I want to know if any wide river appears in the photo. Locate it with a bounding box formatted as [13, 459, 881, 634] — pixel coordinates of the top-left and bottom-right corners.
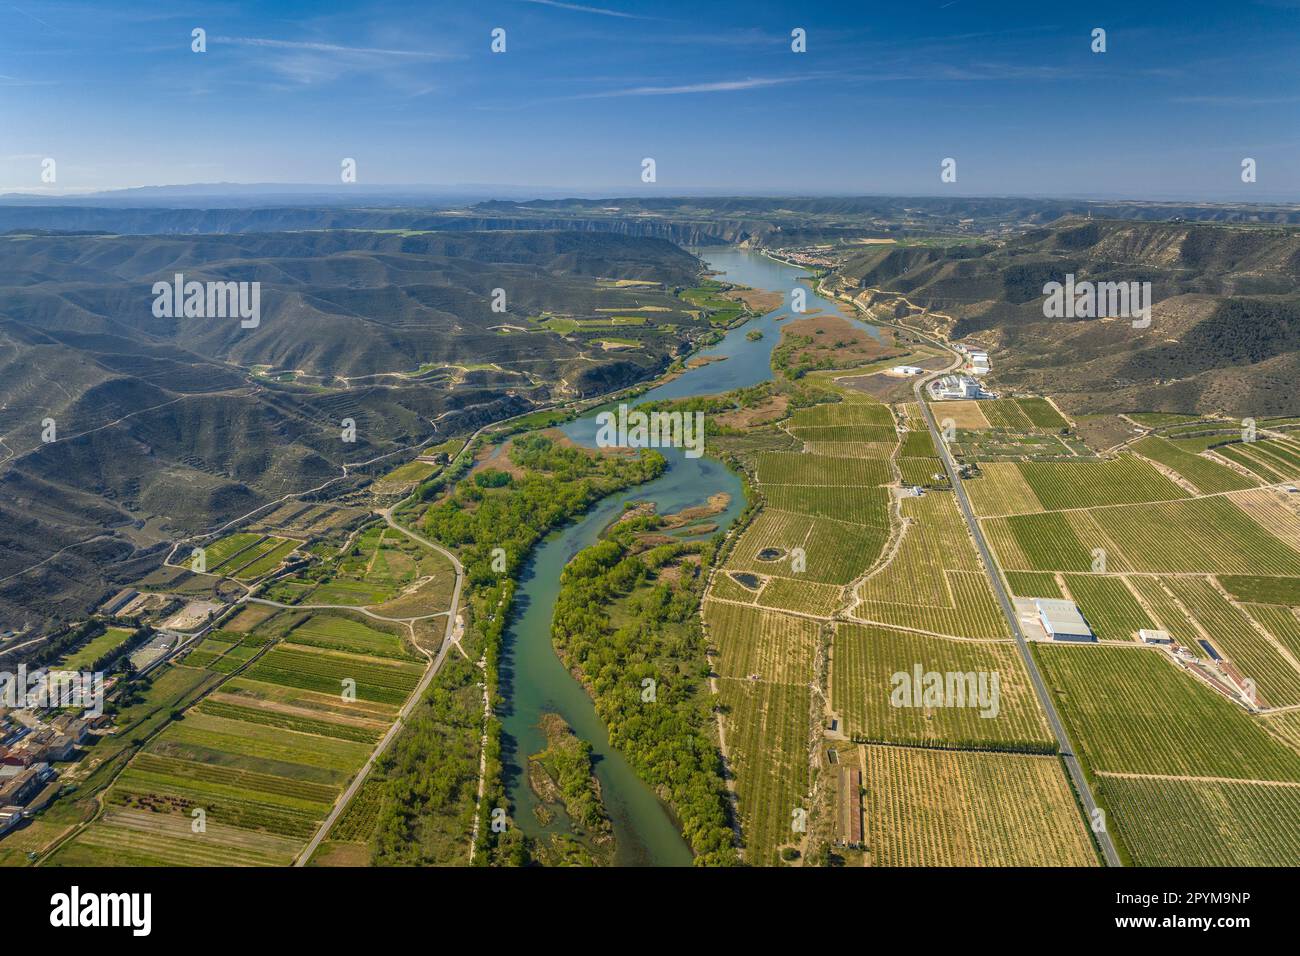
[497, 247, 847, 866]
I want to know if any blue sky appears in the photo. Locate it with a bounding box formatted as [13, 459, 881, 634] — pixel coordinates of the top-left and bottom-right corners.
[2, 0, 1298, 199]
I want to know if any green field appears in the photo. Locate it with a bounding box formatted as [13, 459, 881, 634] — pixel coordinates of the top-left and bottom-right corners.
[1098, 775, 1300, 866]
[1132, 435, 1258, 494]
[1016, 455, 1188, 511]
[58, 626, 135, 670]
[1035, 645, 1300, 781]
[831, 623, 1053, 750]
[246, 645, 422, 705]
[1062, 574, 1154, 641]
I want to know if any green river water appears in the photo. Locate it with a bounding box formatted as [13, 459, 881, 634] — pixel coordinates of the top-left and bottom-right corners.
[497, 247, 848, 866]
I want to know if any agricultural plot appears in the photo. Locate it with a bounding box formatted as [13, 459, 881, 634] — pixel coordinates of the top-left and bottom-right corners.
[246, 645, 422, 706]
[1034, 645, 1300, 781]
[979, 399, 1036, 431]
[1016, 398, 1068, 430]
[371, 459, 438, 494]
[831, 623, 1051, 750]
[754, 577, 844, 617]
[231, 538, 301, 581]
[271, 524, 457, 615]
[182, 635, 238, 670]
[860, 746, 1096, 866]
[1097, 775, 1300, 867]
[49, 605, 421, 867]
[710, 572, 759, 604]
[897, 430, 936, 458]
[1227, 489, 1300, 553]
[990, 497, 1300, 575]
[47, 807, 305, 867]
[1261, 710, 1300, 752]
[1061, 574, 1154, 641]
[1162, 576, 1300, 708]
[1220, 575, 1300, 605]
[1016, 455, 1188, 511]
[1123, 577, 1203, 648]
[204, 534, 298, 579]
[705, 601, 820, 685]
[896, 457, 943, 487]
[286, 614, 420, 662]
[1004, 570, 1062, 598]
[717, 677, 812, 865]
[728, 509, 889, 586]
[1166, 430, 1241, 453]
[854, 493, 1008, 639]
[802, 440, 897, 459]
[1243, 604, 1300, 663]
[1089, 498, 1300, 575]
[1132, 435, 1257, 494]
[202, 532, 264, 570]
[789, 424, 898, 444]
[701, 601, 819, 864]
[58, 626, 135, 670]
[930, 400, 989, 429]
[965, 463, 1046, 517]
[982, 511, 1098, 573]
[755, 451, 891, 486]
[1216, 443, 1288, 483]
[790, 402, 895, 427]
[762, 485, 891, 527]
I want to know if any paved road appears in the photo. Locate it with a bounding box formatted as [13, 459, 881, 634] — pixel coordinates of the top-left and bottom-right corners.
[293, 509, 465, 866]
[911, 363, 1123, 867]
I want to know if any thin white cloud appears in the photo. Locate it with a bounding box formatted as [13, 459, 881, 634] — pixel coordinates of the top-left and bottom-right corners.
[213, 36, 460, 59]
[575, 76, 805, 98]
[520, 0, 655, 20]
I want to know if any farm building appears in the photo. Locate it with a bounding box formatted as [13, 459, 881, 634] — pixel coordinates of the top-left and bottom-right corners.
[835, 767, 864, 848]
[98, 588, 139, 617]
[1139, 628, 1173, 644]
[1034, 599, 1095, 642]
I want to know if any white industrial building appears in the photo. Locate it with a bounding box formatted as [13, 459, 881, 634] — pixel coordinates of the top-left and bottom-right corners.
[1034, 599, 1095, 642]
[1140, 628, 1173, 644]
[928, 374, 992, 400]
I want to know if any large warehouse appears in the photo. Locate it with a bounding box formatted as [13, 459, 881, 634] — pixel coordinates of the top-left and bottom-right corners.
[1034, 599, 1096, 642]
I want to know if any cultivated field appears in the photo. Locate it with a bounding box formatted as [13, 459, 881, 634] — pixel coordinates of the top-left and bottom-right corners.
[46, 609, 421, 867]
[1097, 774, 1300, 867]
[860, 745, 1096, 866]
[831, 623, 1052, 750]
[1034, 645, 1300, 781]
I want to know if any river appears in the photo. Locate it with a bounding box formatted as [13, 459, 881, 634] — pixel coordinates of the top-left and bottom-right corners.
[496, 247, 847, 866]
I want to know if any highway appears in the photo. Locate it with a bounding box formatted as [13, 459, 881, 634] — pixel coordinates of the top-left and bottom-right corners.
[911, 364, 1124, 867]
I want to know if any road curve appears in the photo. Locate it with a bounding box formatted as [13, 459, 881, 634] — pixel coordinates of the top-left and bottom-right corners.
[293, 508, 465, 866]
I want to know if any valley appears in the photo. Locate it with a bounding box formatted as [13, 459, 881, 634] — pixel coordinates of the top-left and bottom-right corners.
[5, 205, 1300, 871]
